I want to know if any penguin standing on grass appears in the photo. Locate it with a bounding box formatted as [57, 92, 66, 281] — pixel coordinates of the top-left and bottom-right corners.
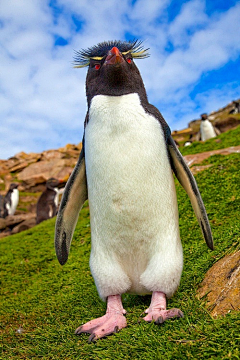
[199, 113, 220, 141]
[36, 178, 65, 224]
[55, 40, 214, 342]
[3, 183, 19, 218]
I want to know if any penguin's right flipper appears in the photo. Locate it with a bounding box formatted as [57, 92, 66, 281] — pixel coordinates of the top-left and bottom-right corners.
[55, 146, 88, 265]
[167, 135, 214, 250]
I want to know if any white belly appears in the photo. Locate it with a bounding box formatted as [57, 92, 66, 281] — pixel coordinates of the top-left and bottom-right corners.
[8, 189, 19, 215]
[85, 94, 183, 300]
[200, 120, 216, 141]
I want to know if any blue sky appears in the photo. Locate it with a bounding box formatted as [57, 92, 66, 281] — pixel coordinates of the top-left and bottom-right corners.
[0, 0, 240, 159]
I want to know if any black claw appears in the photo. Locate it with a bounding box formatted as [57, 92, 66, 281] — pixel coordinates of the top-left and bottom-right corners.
[178, 310, 184, 318]
[75, 326, 83, 335]
[88, 333, 96, 343]
[114, 326, 119, 333]
[155, 315, 164, 325]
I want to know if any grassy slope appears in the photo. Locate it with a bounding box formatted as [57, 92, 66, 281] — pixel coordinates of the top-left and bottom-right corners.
[179, 125, 240, 156]
[1, 132, 240, 359]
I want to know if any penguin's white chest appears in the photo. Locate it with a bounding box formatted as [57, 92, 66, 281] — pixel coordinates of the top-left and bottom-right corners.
[8, 189, 19, 215]
[85, 93, 177, 230]
[200, 120, 216, 141]
[84, 94, 181, 297]
[53, 188, 59, 208]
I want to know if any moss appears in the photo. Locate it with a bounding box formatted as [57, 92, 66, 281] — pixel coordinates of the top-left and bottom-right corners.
[179, 125, 240, 156]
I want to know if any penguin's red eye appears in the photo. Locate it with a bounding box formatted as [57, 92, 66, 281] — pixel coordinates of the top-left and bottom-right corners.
[95, 64, 101, 70]
[126, 58, 132, 64]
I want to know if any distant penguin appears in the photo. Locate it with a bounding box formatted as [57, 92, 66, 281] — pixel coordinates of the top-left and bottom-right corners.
[3, 183, 19, 218]
[229, 100, 240, 114]
[0, 195, 4, 218]
[36, 178, 64, 224]
[55, 40, 213, 342]
[199, 113, 220, 141]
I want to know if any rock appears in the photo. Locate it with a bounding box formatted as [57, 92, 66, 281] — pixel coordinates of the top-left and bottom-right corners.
[0, 160, 9, 176]
[7, 152, 41, 172]
[11, 216, 36, 234]
[0, 229, 11, 238]
[215, 117, 240, 133]
[0, 214, 35, 231]
[41, 150, 64, 161]
[197, 251, 240, 317]
[19, 175, 47, 192]
[8, 161, 30, 173]
[17, 159, 75, 191]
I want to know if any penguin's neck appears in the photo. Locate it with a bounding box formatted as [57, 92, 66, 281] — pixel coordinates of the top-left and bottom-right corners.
[88, 93, 145, 128]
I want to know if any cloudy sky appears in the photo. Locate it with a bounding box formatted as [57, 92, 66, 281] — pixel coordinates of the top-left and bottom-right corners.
[1, 0, 240, 159]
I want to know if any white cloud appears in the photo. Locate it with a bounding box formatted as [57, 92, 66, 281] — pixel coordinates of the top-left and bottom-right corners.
[0, 0, 240, 159]
[168, 0, 208, 46]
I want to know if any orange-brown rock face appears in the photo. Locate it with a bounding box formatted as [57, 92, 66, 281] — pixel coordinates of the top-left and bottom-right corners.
[197, 251, 240, 317]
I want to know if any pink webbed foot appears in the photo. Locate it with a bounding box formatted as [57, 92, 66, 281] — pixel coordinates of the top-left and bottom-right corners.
[143, 291, 184, 324]
[75, 295, 127, 342]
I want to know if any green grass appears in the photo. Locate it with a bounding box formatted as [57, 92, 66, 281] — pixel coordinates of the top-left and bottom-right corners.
[179, 125, 240, 156]
[0, 153, 240, 359]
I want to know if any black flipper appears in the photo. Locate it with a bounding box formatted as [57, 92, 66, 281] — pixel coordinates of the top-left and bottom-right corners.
[55, 145, 88, 265]
[167, 135, 214, 250]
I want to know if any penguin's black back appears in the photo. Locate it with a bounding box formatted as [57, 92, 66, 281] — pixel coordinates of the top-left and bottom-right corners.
[36, 188, 58, 224]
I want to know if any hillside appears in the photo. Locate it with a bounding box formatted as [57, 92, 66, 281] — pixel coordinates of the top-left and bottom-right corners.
[0, 148, 239, 359]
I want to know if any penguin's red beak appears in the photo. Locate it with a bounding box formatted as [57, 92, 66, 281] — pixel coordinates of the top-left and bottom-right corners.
[105, 47, 124, 65]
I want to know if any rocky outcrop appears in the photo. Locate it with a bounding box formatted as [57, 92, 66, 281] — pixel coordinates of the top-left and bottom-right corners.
[0, 143, 82, 237]
[0, 213, 36, 238]
[18, 158, 74, 192]
[197, 251, 240, 317]
[0, 143, 82, 193]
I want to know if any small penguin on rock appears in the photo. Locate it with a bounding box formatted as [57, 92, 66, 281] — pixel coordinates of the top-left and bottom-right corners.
[3, 183, 19, 218]
[198, 113, 220, 141]
[36, 178, 65, 224]
[55, 40, 214, 342]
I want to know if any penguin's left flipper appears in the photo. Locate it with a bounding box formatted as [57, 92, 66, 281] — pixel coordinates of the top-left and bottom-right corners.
[55, 146, 88, 265]
[168, 136, 214, 250]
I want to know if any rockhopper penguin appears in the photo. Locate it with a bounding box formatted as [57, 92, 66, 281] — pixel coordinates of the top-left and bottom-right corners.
[55, 40, 214, 342]
[3, 183, 19, 218]
[199, 113, 220, 141]
[36, 178, 65, 224]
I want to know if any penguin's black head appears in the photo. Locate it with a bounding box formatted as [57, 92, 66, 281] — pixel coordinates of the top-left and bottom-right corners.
[9, 183, 19, 190]
[46, 178, 61, 189]
[74, 40, 150, 106]
[201, 113, 208, 121]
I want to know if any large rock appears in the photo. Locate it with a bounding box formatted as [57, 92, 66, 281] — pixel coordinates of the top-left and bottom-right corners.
[0, 214, 34, 230]
[11, 216, 36, 234]
[197, 251, 240, 317]
[0, 213, 36, 237]
[215, 117, 240, 133]
[17, 159, 75, 191]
